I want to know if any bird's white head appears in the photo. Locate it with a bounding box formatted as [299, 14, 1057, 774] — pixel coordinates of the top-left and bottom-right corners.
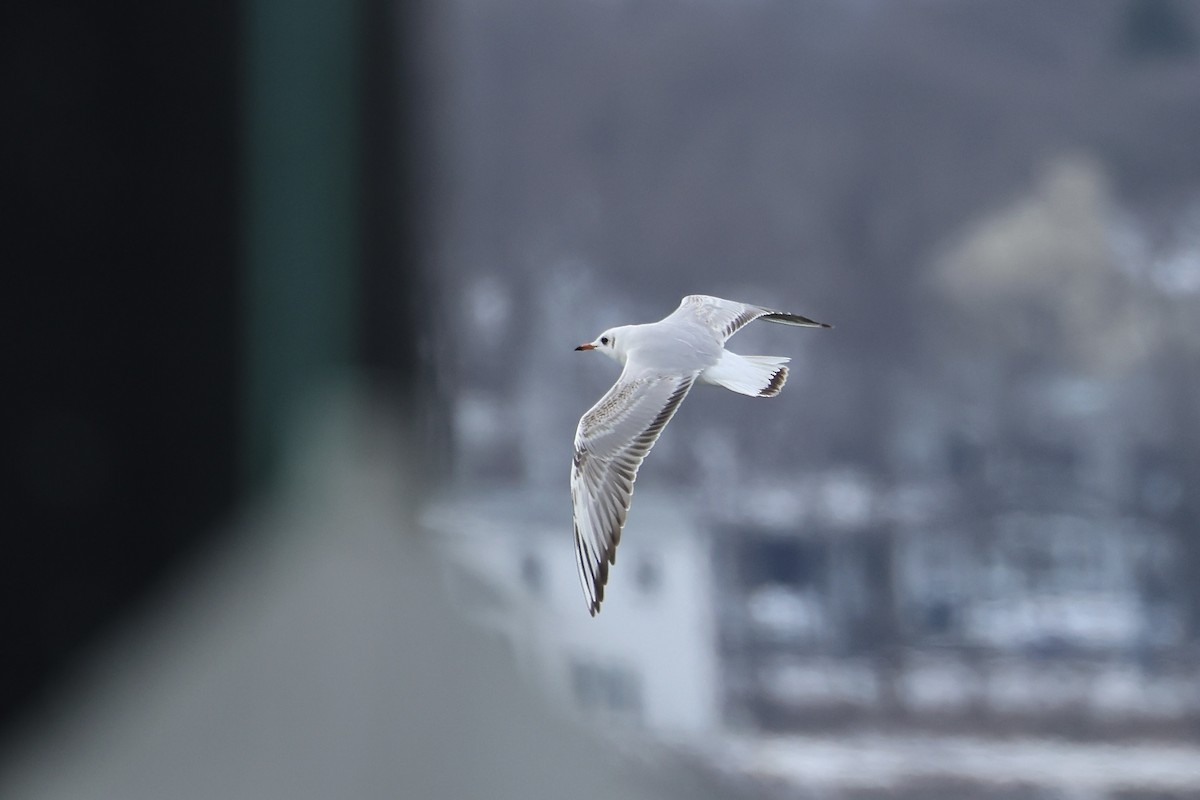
[575, 326, 627, 363]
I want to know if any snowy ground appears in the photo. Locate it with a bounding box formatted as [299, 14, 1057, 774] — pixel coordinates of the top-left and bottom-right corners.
[717, 732, 1200, 798]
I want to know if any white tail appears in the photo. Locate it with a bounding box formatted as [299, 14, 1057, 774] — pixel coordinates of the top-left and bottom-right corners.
[702, 351, 790, 397]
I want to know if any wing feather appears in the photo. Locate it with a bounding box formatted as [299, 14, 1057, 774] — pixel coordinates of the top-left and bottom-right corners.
[571, 372, 695, 616]
[671, 294, 829, 341]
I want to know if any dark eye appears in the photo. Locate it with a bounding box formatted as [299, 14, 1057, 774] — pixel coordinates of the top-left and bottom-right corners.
[601, 336, 609, 345]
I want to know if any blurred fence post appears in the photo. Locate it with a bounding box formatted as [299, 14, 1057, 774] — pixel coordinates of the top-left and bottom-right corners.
[243, 0, 361, 491]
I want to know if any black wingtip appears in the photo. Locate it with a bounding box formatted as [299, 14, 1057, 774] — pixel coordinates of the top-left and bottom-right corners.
[765, 311, 832, 328]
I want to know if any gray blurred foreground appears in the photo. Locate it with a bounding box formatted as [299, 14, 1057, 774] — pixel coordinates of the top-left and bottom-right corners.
[0, 393, 748, 800]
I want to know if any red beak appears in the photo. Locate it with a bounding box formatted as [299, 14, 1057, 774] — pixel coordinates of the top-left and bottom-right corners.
[575, 343, 595, 351]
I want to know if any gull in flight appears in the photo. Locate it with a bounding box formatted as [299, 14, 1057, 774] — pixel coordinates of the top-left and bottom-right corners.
[572, 294, 830, 615]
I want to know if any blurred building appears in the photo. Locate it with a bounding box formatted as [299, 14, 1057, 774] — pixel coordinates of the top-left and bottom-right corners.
[424, 490, 721, 738]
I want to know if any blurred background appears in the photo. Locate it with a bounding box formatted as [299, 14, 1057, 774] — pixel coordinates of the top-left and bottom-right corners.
[4, 0, 1200, 798]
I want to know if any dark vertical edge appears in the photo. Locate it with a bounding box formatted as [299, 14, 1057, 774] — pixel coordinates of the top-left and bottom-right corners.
[358, 0, 450, 490]
[241, 0, 360, 492]
[0, 0, 241, 731]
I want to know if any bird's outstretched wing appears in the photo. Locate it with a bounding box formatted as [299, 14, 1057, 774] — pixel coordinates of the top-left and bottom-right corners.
[572, 370, 696, 616]
[671, 294, 829, 342]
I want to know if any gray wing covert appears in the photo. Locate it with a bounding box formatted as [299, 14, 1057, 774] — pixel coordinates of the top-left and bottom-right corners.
[673, 294, 829, 341]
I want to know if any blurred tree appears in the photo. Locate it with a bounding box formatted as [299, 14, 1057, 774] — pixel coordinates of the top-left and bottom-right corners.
[931, 155, 1157, 376]
[1120, 0, 1197, 59]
